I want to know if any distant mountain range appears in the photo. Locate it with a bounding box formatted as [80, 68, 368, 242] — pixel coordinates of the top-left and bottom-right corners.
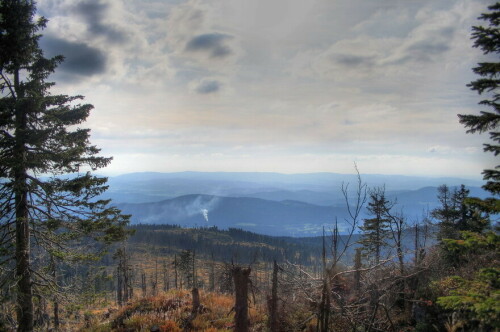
[102, 171, 485, 204]
[118, 194, 347, 237]
[108, 171, 489, 237]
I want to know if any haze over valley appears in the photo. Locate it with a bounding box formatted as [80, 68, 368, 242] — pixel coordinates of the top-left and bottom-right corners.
[107, 171, 488, 236]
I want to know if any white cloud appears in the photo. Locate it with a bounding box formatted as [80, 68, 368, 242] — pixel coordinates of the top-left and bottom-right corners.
[164, 0, 242, 72]
[34, 0, 496, 177]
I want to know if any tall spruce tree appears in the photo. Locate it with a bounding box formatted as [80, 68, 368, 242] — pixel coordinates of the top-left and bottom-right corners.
[434, 5, 500, 328]
[0, 1, 130, 330]
[359, 187, 392, 265]
[459, 2, 500, 199]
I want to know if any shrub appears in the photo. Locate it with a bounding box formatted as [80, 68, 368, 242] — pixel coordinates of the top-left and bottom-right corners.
[160, 320, 182, 332]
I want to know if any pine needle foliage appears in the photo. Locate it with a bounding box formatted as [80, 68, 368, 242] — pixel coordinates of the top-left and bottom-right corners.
[0, 1, 130, 330]
[431, 185, 489, 242]
[359, 187, 392, 265]
[459, 2, 500, 196]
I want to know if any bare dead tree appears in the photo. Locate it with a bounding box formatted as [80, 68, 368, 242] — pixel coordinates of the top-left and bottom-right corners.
[150, 275, 157, 297]
[117, 268, 123, 306]
[192, 249, 197, 289]
[153, 256, 159, 296]
[141, 272, 147, 298]
[324, 165, 367, 328]
[354, 248, 362, 293]
[162, 260, 169, 292]
[173, 254, 178, 289]
[338, 164, 368, 266]
[232, 266, 251, 332]
[209, 252, 215, 292]
[268, 260, 279, 332]
[273, 165, 369, 331]
[182, 287, 203, 331]
[114, 247, 132, 305]
[386, 208, 406, 276]
[317, 228, 330, 332]
[192, 287, 200, 311]
[414, 223, 420, 266]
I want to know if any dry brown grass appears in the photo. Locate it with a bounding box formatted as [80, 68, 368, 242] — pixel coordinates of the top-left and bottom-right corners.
[82, 288, 267, 332]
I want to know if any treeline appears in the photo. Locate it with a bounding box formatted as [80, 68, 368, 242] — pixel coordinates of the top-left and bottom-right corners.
[128, 224, 323, 266]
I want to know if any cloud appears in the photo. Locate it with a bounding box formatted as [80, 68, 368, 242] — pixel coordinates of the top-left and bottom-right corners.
[288, 1, 469, 82]
[38, 0, 177, 86]
[74, 1, 127, 44]
[428, 145, 452, 154]
[195, 79, 221, 94]
[40, 36, 107, 77]
[185, 33, 233, 58]
[34, 0, 493, 178]
[407, 27, 453, 54]
[386, 25, 456, 65]
[162, 0, 240, 72]
[333, 54, 376, 67]
[166, 1, 206, 47]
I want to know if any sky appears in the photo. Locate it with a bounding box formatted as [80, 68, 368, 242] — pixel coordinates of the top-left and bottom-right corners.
[36, 0, 497, 178]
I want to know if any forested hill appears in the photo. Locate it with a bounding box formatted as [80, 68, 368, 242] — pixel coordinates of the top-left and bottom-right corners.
[125, 224, 432, 267]
[118, 195, 348, 237]
[116, 187, 487, 237]
[127, 224, 337, 266]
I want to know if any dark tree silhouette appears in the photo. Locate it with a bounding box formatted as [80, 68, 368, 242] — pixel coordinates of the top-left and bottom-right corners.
[0, 1, 130, 330]
[359, 187, 392, 265]
[459, 2, 500, 197]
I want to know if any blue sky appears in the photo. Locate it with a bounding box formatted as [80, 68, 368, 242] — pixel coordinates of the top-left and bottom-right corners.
[37, 0, 495, 178]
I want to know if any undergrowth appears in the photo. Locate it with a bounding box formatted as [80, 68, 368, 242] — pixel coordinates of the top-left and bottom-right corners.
[81, 289, 266, 332]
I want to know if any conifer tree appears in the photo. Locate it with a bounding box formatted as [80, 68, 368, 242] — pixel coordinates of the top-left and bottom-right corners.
[432, 185, 488, 241]
[178, 250, 195, 288]
[0, 1, 130, 330]
[459, 2, 500, 198]
[359, 187, 391, 265]
[434, 5, 500, 328]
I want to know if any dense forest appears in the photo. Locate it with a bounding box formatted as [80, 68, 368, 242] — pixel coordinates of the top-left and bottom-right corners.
[129, 225, 326, 266]
[0, 1, 499, 332]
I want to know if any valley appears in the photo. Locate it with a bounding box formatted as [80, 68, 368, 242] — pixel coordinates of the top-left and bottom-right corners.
[104, 172, 487, 237]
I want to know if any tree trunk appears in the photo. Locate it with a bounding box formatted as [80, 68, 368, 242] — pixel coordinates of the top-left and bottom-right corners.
[318, 280, 330, 332]
[53, 301, 59, 330]
[163, 261, 169, 292]
[123, 251, 130, 302]
[153, 257, 158, 296]
[375, 222, 381, 265]
[317, 228, 330, 332]
[50, 256, 60, 329]
[354, 248, 362, 292]
[14, 69, 34, 332]
[192, 288, 200, 312]
[268, 260, 279, 332]
[174, 255, 178, 289]
[209, 252, 215, 292]
[192, 250, 196, 288]
[117, 270, 123, 306]
[414, 225, 419, 265]
[141, 272, 147, 297]
[232, 266, 251, 332]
